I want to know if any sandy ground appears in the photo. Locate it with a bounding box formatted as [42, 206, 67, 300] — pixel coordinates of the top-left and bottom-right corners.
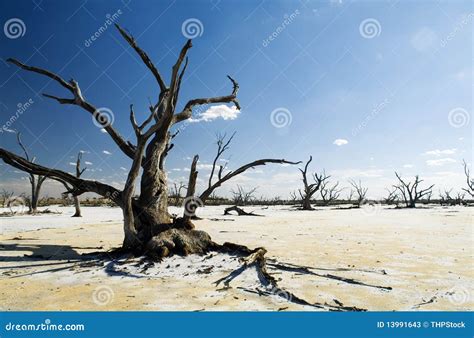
[0, 204, 472, 311]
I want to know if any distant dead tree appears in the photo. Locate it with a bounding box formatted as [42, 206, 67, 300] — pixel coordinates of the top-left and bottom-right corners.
[439, 188, 453, 206]
[71, 152, 86, 216]
[384, 187, 399, 205]
[184, 133, 298, 217]
[169, 181, 186, 207]
[462, 160, 474, 197]
[297, 156, 329, 210]
[15, 132, 47, 214]
[58, 152, 86, 217]
[348, 179, 368, 208]
[347, 189, 355, 202]
[393, 172, 434, 208]
[0, 189, 14, 207]
[319, 179, 343, 206]
[231, 185, 258, 206]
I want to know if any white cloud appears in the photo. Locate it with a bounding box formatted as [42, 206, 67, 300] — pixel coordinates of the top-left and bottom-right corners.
[120, 167, 127, 171]
[403, 164, 414, 168]
[196, 163, 214, 170]
[190, 105, 240, 123]
[423, 148, 457, 156]
[85, 161, 93, 165]
[102, 150, 112, 155]
[3, 128, 16, 133]
[68, 162, 76, 166]
[333, 138, 348, 146]
[426, 158, 456, 166]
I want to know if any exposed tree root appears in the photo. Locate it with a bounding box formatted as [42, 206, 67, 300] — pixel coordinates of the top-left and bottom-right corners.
[223, 205, 263, 216]
[266, 261, 392, 290]
[93, 219, 385, 311]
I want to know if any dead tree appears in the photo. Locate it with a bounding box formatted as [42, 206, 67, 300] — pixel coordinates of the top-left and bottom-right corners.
[319, 179, 343, 206]
[14, 132, 47, 214]
[462, 160, 474, 197]
[231, 185, 257, 206]
[169, 181, 186, 207]
[297, 156, 329, 210]
[384, 187, 399, 205]
[71, 152, 86, 217]
[184, 133, 299, 217]
[393, 172, 434, 208]
[0, 189, 14, 207]
[0, 24, 251, 254]
[348, 179, 368, 208]
[439, 188, 453, 206]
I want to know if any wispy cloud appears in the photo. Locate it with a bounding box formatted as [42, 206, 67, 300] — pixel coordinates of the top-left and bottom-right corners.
[423, 148, 457, 156]
[85, 161, 93, 165]
[426, 158, 456, 166]
[102, 150, 112, 155]
[333, 138, 348, 146]
[190, 105, 240, 123]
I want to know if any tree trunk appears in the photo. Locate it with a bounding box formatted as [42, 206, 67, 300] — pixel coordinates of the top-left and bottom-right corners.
[302, 196, 312, 210]
[72, 196, 81, 217]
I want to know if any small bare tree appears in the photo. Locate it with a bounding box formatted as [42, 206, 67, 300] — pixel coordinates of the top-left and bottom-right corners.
[169, 181, 186, 207]
[297, 156, 329, 210]
[462, 160, 474, 197]
[384, 187, 399, 205]
[184, 133, 298, 217]
[319, 179, 343, 206]
[439, 188, 453, 206]
[15, 132, 47, 214]
[231, 185, 258, 206]
[0, 189, 14, 207]
[394, 172, 434, 208]
[348, 179, 368, 208]
[71, 152, 86, 217]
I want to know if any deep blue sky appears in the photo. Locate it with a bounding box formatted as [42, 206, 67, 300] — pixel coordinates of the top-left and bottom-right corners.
[0, 0, 472, 198]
